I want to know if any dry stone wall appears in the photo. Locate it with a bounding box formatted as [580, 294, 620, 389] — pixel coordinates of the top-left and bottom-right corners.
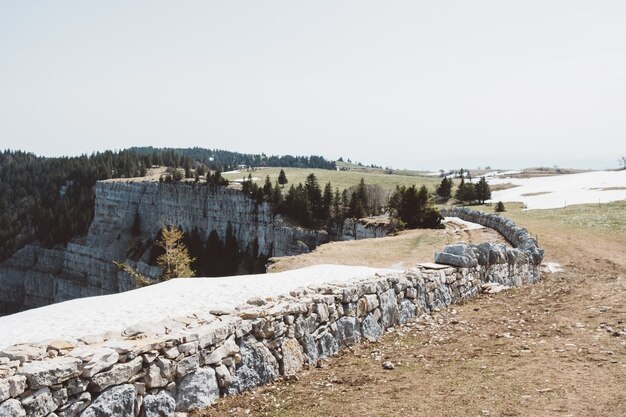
[0, 209, 542, 417]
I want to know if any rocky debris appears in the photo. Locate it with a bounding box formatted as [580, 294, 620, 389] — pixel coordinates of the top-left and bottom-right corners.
[382, 361, 395, 370]
[0, 207, 543, 417]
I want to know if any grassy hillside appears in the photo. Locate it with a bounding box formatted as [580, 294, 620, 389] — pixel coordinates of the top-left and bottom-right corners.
[222, 167, 443, 195]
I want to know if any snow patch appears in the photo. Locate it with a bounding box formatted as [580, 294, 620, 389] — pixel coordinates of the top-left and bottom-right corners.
[0, 264, 395, 349]
[488, 170, 626, 209]
[444, 217, 485, 230]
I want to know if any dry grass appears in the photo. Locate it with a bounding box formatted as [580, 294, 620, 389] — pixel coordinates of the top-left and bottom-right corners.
[221, 167, 442, 194]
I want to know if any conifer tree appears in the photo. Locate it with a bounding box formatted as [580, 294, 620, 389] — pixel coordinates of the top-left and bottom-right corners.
[475, 177, 491, 204]
[156, 225, 195, 280]
[278, 169, 288, 188]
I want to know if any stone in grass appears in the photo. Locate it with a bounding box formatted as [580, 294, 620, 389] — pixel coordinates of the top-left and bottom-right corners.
[382, 361, 395, 370]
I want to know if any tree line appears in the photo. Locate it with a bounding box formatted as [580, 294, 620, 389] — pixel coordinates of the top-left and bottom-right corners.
[130, 147, 337, 172]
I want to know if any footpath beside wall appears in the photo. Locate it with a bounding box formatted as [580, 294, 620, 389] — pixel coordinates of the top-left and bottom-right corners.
[0, 209, 543, 417]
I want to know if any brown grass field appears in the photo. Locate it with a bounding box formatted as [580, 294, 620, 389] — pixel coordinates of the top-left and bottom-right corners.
[193, 200, 626, 417]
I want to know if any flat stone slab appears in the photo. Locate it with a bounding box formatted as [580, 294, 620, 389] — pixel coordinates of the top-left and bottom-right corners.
[417, 262, 451, 270]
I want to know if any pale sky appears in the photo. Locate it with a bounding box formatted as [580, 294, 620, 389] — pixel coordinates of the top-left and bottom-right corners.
[1, 1, 625, 170]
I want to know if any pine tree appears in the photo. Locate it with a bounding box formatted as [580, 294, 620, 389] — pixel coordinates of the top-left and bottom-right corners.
[156, 226, 195, 280]
[436, 177, 453, 199]
[205, 229, 224, 276]
[474, 177, 491, 204]
[278, 169, 288, 188]
[495, 201, 506, 212]
[322, 182, 333, 222]
[262, 175, 273, 199]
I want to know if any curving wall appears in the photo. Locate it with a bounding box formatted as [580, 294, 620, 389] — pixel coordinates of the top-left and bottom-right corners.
[0, 209, 542, 417]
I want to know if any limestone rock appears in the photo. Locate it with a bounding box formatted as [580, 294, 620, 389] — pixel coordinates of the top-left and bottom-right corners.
[361, 313, 383, 341]
[280, 338, 304, 376]
[90, 357, 143, 392]
[398, 299, 416, 324]
[0, 399, 26, 417]
[0, 379, 9, 402]
[18, 356, 82, 389]
[22, 387, 57, 417]
[81, 384, 136, 417]
[202, 336, 239, 365]
[226, 336, 279, 395]
[175, 354, 199, 379]
[175, 367, 219, 412]
[315, 332, 339, 360]
[215, 363, 233, 388]
[141, 391, 175, 417]
[56, 392, 91, 417]
[379, 289, 399, 329]
[0, 344, 46, 362]
[335, 316, 361, 346]
[68, 347, 119, 378]
[8, 375, 27, 398]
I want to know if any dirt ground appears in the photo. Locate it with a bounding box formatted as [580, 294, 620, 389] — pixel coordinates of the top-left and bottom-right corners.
[194, 209, 626, 417]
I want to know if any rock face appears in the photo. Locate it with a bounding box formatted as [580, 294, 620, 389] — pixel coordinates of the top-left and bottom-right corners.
[0, 181, 330, 315]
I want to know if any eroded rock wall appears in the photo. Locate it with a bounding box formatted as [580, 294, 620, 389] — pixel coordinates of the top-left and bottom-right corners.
[0, 181, 329, 315]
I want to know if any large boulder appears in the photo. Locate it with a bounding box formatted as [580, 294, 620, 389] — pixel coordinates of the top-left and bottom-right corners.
[141, 391, 175, 417]
[81, 384, 136, 417]
[434, 243, 479, 268]
[226, 336, 279, 395]
[175, 367, 219, 412]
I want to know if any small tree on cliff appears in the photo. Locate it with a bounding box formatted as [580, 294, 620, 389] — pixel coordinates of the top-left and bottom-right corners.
[156, 225, 195, 280]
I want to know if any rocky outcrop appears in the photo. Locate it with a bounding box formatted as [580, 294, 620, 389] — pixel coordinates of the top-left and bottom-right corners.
[337, 217, 390, 241]
[0, 181, 330, 315]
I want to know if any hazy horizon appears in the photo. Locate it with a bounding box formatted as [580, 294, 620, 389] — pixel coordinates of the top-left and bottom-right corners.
[1, 1, 625, 171]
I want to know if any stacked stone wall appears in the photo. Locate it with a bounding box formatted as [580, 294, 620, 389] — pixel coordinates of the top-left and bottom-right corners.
[0, 209, 542, 416]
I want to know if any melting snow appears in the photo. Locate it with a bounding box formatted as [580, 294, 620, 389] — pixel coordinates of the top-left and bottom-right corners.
[0, 264, 395, 349]
[488, 170, 626, 209]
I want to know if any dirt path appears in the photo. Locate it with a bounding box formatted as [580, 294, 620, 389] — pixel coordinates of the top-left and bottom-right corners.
[194, 215, 626, 417]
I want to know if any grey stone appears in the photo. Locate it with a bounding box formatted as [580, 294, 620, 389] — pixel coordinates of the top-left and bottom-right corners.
[81, 384, 136, 417]
[57, 392, 91, 417]
[379, 288, 399, 329]
[66, 378, 89, 395]
[279, 338, 304, 376]
[175, 367, 219, 412]
[8, 375, 26, 398]
[226, 336, 279, 395]
[141, 391, 175, 417]
[361, 313, 383, 341]
[175, 354, 199, 379]
[144, 357, 175, 389]
[0, 344, 46, 362]
[0, 379, 9, 402]
[215, 363, 233, 388]
[0, 399, 26, 417]
[335, 316, 361, 346]
[90, 356, 143, 392]
[68, 347, 119, 378]
[202, 336, 239, 365]
[22, 387, 57, 417]
[18, 356, 82, 390]
[316, 332, 339, 360]
[398, 299, 416, 324]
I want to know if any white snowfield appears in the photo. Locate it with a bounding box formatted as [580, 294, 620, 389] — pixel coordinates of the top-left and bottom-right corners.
[488, 170, 626, 210]
[0, 265, 396, 349]
[443, 217, 485, 230]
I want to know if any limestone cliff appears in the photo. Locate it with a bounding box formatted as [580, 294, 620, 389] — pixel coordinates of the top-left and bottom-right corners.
[0, 181, 329, 315]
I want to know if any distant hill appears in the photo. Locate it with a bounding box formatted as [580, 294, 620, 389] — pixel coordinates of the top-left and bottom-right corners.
[129, 147, 336, 171]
